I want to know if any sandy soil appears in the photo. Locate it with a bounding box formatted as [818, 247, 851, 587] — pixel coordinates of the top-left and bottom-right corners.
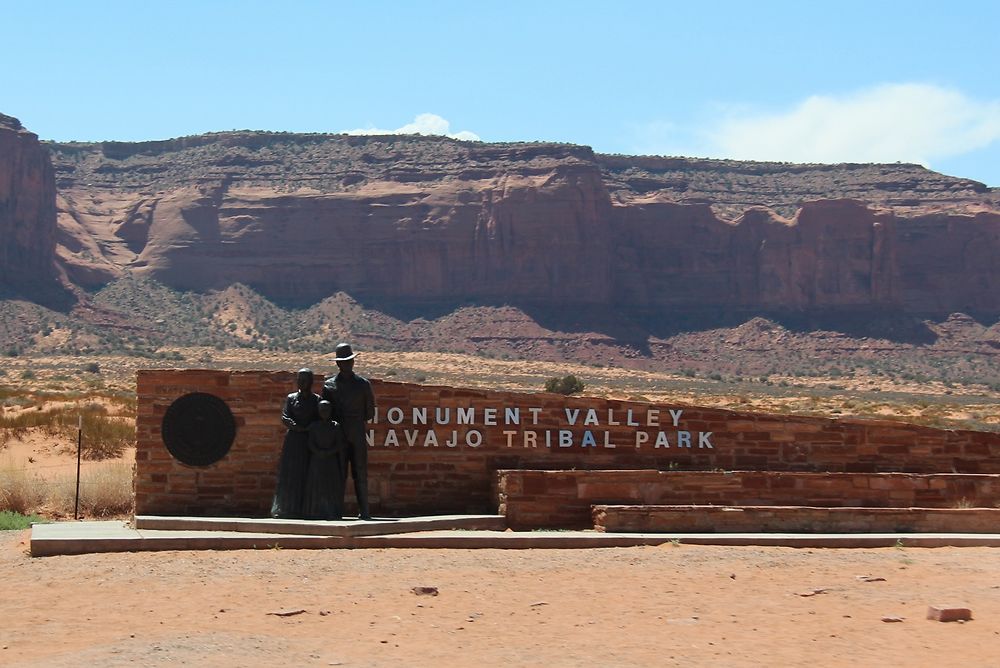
[1, 532, 998, 667]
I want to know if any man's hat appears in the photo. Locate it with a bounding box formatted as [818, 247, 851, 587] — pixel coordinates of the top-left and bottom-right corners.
[333, 342, 358, 361]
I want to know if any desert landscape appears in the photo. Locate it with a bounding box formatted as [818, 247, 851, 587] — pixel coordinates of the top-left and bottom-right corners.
[3, 85, 1000, 666]
[4, 346, 1000, 524]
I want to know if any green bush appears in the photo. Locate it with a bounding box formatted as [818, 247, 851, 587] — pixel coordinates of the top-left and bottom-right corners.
[0, 510, 45, 530]
[544, 374, 585, 395]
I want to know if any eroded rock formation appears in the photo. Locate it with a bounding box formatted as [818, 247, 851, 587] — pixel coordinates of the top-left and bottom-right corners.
[5, 116, 1000, 316]
[0, 114, 57, 293]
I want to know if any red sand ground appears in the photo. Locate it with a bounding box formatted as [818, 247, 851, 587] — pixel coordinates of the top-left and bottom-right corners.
[1, 531, 998, 667]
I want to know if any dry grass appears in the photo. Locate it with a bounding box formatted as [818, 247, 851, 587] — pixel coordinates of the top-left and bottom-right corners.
[46, 462, 134, 517]
[0, 457, 46, 514]
[0, 456, 132, 518]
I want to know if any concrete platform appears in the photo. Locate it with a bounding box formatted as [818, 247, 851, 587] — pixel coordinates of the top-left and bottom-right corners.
[134, 514, 507, 537]
[30, 520, 1000, 556]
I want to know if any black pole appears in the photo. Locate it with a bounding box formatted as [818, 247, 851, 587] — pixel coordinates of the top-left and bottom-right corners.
[74, 414, 82, 520]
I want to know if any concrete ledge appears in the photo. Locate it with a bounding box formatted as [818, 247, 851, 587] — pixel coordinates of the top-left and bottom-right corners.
[30, 521, 340, 557]
[593, 504, 1000, 533]
[29, 520, 1000, 556]
[134, 514, 506, 537]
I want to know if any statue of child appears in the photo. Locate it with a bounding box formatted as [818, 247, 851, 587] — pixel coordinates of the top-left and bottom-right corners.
[303, 400, 346, 521]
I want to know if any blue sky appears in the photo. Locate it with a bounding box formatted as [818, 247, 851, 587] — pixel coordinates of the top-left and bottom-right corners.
[2, 1, 998, 185]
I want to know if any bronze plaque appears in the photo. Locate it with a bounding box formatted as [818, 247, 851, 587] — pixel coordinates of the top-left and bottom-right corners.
[161, 392, 236, 466]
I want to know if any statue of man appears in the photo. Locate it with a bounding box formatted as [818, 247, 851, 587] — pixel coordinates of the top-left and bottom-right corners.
[322, 342, 376, 520]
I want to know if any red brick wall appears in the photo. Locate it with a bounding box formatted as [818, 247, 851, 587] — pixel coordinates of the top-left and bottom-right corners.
[498, 470, 1000, 529]
[592, 505, 1000, 534]
[135, 369, 1000, 517]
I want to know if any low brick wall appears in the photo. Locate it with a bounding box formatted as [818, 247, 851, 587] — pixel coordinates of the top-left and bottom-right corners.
[136, 369, 1000, 518]
[592, 505, 1000, 534]
[497, 470, 1000, 529]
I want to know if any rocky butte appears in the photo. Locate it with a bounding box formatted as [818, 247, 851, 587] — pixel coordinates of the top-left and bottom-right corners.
[3, 113, 999, 319]
[0, 113, 58, 295]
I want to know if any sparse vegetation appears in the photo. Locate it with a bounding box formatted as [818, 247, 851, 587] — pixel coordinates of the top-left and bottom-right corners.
[0, 393, 135, 458]
[5, 274, 1000, 415]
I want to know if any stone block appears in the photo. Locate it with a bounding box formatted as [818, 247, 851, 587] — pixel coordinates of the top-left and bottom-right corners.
[926, 605, 972, 622]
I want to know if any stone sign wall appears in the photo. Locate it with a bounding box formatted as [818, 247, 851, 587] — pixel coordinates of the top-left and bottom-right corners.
[135, 370, 1000, 517]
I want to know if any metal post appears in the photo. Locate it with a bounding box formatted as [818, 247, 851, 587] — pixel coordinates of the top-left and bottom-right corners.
[74, 413, 82, 520]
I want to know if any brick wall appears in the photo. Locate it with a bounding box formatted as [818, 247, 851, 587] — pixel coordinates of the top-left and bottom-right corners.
[135, 369, 1000, 518]
[497, 470, 1000, 529]
[591, 505, 1000, 534]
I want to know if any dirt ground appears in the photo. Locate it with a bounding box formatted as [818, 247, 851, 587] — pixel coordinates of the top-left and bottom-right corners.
[2, 531, 998, 667]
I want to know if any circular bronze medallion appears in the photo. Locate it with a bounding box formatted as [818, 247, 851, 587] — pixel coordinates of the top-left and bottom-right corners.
[161, 392, 236, 466]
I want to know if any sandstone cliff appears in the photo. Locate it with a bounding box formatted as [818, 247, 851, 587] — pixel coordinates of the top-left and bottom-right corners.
[44, 130, 1000, 316]
[611, 198, 899, 311]
[0, 114, 57, 294]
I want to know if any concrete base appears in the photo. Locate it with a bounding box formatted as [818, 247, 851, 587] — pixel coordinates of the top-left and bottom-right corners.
[134, 514, 507, 537]
[30, 520, 1000, 556]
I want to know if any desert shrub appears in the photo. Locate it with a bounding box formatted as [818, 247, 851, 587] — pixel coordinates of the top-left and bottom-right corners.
[0, 407, 61, 445]
[84, 362, 101, 374]
[544, 374, 585, 395]
[79, 413, 134, 459]
[0, 404, 134, 457]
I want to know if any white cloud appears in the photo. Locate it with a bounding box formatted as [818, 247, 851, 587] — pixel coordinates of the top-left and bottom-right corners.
[709, 84, 1000, 166]
[343, 113, 479, 141]
[631, 84, 1000, 172]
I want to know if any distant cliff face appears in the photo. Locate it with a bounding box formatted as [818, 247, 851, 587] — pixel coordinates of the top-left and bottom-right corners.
[0, 114, 57, 293]
[611, 198, 900, 311]
[26, 125, 1000, 315]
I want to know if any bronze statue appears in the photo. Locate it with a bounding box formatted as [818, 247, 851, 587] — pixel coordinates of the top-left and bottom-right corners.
[270, 368, 320, 519]
[303, 400, 346, 520]
[322, 343, 376, 520]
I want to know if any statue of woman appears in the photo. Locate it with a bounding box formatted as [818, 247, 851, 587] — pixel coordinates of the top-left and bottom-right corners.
[270, 368, 320, 519]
